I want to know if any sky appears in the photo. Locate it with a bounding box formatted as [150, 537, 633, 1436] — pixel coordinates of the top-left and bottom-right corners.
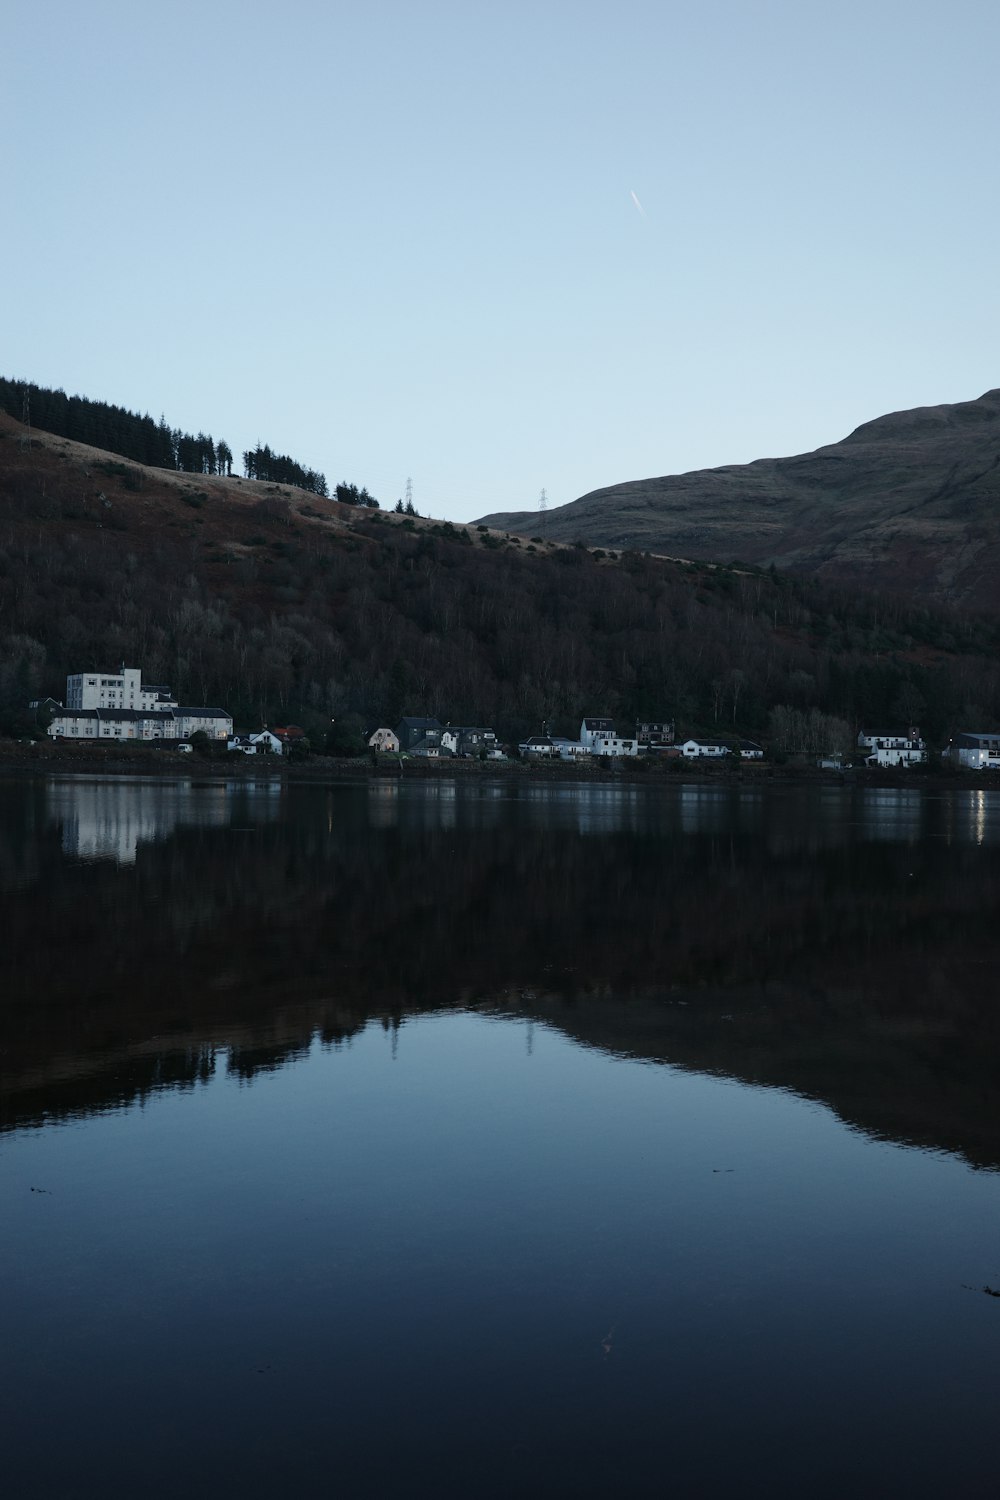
[4, 0, 999, 522]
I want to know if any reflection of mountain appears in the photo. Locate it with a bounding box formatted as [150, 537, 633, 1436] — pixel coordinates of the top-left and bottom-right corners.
[3, 777, 1000, 1169]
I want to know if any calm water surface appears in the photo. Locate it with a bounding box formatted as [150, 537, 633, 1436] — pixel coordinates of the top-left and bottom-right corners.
[2, 774, 1000, 1497]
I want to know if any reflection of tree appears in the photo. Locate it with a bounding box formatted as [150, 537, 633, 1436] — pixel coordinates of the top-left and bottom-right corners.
[3, 782, 1000, 1165]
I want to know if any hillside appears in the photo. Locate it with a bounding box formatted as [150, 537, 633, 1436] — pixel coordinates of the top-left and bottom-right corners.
[477, 389, 1000, 609]
[2, 408, 1000, 748]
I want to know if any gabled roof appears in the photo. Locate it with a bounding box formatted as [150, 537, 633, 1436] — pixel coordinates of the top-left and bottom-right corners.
[582, 717, 615, 730]
[397, 715, 442, 730]
[409, 736, 452, 755]
[176, 706, 231, 718]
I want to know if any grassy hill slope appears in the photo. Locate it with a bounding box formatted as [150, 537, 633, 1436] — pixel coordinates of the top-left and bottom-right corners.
[477, 389, 1000, 609]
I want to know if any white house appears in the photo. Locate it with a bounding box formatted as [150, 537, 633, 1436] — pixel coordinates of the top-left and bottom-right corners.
[368, 727, 400, 754]
[551, 737, 593, 761]
[228, 730, 284, 756]
[947, 732, 1000, 769]
[592, 735, 638, 758]
[858, 729, 925, 767]
[520, 734, 558, 757]
[172, 708, 233, 741]
[47, 707, 177, 742]
[679, 738, 731, 759]
[579, 718, 638, 757]
[579, 717, 615, 749]
[46, 667, 231, 742]
[737, 740, 765, 760]
[66, 666, 177, 713]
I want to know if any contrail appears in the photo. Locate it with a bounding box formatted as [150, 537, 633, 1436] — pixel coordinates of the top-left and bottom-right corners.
[630, 189, 646, 219]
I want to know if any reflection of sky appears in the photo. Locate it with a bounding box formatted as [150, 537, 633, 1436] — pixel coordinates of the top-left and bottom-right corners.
[48, 776, 283, 864]
[4, 1010, 1000, 1497]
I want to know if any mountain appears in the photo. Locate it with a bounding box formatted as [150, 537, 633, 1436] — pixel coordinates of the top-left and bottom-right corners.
[2, 404, 1000, 749]
[476, 389, 1000, 609]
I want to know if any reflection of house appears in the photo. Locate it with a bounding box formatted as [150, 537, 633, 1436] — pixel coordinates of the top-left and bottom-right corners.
[396, 717, 443, 751]
[858, 729, 925, 767]
[45, 666, 231, 741]
[680, 738, 730, 758]
[49, 779, 233, 864]
[948, 732, 1000, 769]
[368, 727, 400, 754]
[228, 730, 284, 756]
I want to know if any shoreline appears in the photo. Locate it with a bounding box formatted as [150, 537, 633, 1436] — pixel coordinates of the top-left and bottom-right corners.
[0, 740, 995, 791]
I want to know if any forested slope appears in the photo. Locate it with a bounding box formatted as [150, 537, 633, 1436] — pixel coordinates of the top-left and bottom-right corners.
[1, 410, 999, 747]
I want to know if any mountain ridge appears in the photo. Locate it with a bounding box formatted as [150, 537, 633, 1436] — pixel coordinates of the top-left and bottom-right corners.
[476, 389, 1000, 609]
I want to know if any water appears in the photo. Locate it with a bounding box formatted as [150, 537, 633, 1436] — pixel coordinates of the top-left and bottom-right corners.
[2, 774, 1000, 1497]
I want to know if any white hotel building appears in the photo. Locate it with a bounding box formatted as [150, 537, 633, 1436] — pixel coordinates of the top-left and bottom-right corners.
[46, 666, 232, 742]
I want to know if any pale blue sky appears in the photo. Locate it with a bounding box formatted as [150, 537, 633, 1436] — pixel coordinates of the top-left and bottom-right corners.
[5, 1, 998, 521]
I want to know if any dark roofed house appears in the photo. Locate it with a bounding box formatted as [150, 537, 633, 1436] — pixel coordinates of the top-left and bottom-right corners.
[395, 716, 443, 751]
[948, 732, 1000, 769]
[408, 736, 453, 759]
[442, 725, 498, 756]
[519, 734, 557, 758]
[636, 720, 674, 748]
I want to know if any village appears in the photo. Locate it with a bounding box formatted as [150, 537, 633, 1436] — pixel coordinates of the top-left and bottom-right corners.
[28, 664, 1000, 772]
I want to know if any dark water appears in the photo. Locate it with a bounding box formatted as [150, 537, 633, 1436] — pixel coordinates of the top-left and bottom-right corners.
[2, 774, 1000, 1497]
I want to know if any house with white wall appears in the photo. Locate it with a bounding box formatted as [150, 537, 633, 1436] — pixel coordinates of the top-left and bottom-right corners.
[679, 738, 731, 758]
[46, 667, 231, 742]
[520, 734, 558, 757]
[947, 732, 1000, 769]
[367, 727, 401, 753]
[65, 666, 177, 713]
[228, 730, 284, 755]
[579, 718, 638, 757]
[858, 729, 925, 767]
[551, 737, 592, 761]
